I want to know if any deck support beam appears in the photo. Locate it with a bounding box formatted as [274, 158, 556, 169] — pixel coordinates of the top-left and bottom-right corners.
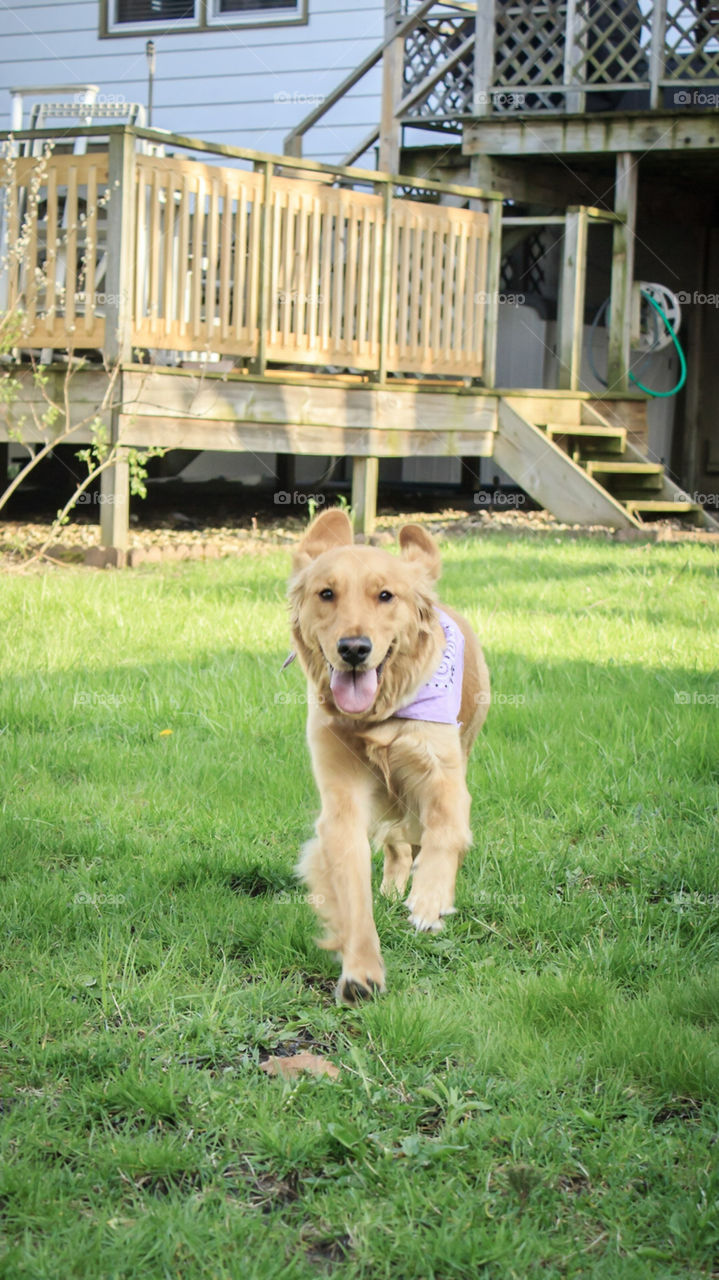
[607, 153, 638, 392]
[351, 456, 378, 537]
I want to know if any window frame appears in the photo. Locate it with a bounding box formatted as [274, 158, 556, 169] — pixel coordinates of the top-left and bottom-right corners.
[100, 0, 308, 37]
[205, 0, 302, 28]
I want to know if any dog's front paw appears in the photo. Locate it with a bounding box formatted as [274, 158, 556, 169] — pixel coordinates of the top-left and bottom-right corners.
[336, 953, 386, 1006]
[405, 884, 457, 933]
[336, 974, 384, 1005]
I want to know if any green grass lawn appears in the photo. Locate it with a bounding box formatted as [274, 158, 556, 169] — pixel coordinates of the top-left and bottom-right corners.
[1, 532, 718, 1280]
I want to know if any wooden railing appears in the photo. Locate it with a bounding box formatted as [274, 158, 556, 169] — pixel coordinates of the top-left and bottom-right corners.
[4, 152, 109, 350]
[0, 126, 499, 382]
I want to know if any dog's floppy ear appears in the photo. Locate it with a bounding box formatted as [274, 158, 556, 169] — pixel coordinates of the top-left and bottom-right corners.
[292, 507, 354, 572]
[399, 524, 442, 581]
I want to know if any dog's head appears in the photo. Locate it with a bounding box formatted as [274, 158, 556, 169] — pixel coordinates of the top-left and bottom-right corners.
[288, 508, 443, 720]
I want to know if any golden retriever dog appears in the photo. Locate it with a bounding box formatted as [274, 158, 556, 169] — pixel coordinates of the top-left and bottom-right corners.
[287, 508, 490, 1004]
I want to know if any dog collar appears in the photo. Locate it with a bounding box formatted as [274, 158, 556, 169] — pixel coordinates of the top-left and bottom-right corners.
[394, 610, 464, 726]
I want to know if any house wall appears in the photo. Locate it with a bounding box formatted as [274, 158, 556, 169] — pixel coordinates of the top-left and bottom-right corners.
[0, 0, 383, 163]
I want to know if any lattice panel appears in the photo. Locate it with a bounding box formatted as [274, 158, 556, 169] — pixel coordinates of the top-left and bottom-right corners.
[494, 1, 566, 88]
[398, 0, 719, 124]
[403, 16, 475, 116]
[500, 231, 552, 298]
[569, 0, 649, 87]
[663, 0, 719, 80]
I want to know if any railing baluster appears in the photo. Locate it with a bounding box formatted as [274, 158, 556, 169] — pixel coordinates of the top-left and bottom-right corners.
[375, 180, 393, 382]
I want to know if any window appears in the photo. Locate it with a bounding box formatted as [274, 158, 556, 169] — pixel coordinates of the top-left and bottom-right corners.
[102, 0, 305, 35]
[116, 0, 195, 21]
[215, 0, 296, 10]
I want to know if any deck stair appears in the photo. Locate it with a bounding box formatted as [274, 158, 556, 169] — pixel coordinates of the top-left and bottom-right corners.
[495, 395, 718, 531]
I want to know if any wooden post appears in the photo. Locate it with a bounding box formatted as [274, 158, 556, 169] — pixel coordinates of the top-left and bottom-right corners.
[473, 0, 496, 115]
[375, 181, 393, 383]
[379, 0, 402, 174]
[481, 196, 503, 388]
[677, 226, 708, 491]
[101, 128, 136, 554]
[563, 0, 586, 114]
[607, 154, 638, 392]
[557, 205, 588, 390]
[100, 452, 130, 557]
[681, 299, 703, 492]
[104, 128, 136, 366]
[253, 160, 274, 376]
[352, 456, 379, 537]
[648, 0, 667, 110]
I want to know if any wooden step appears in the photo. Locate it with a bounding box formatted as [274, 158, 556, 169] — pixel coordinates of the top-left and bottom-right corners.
[584, 460, 664, 493]
[543, 423, 626, 453]
[584, 461, 662, 476]
[624, 499, 705, 523]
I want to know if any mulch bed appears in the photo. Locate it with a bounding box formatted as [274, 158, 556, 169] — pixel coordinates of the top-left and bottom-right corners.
[1, 506, 717, 570]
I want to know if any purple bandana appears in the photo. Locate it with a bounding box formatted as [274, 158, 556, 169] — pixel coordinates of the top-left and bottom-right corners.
[394, 610, 464, 725]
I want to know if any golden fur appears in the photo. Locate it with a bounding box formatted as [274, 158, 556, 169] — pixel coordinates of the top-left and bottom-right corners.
[288, 508, 490, 1004]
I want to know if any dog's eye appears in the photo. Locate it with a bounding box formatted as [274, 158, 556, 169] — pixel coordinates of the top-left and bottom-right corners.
[318, 588, 334, 601]
[378, 589, 394, 603]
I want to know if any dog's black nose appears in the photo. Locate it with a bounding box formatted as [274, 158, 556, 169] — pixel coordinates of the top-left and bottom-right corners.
[337, 635, 372, 667]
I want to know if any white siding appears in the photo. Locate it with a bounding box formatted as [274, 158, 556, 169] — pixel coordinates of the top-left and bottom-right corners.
[0, 0, 384, 163]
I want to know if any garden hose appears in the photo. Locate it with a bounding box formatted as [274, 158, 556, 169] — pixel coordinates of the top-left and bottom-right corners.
[587, 287, 687, 398]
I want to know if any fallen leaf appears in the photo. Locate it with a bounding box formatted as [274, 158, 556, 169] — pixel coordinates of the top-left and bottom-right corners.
[159, 729, 173, 737]
[261, 1051, 340, 1081]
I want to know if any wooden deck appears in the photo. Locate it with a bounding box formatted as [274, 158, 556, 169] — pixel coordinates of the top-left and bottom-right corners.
[2, 125, 716, 547]
[6, 362, 672, 538]
[2, 128, 498, 381]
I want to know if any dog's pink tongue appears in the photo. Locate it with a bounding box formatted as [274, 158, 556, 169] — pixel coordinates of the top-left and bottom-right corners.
[330, 667, 378, 714]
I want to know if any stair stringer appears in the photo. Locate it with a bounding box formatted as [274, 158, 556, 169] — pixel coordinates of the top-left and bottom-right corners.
[494, 396, 640, 529]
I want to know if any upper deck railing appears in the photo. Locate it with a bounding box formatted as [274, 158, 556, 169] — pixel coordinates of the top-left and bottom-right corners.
[0, 125, 502, 382]
[414, 0, 719, 122]
[288, 0, 719, 162]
